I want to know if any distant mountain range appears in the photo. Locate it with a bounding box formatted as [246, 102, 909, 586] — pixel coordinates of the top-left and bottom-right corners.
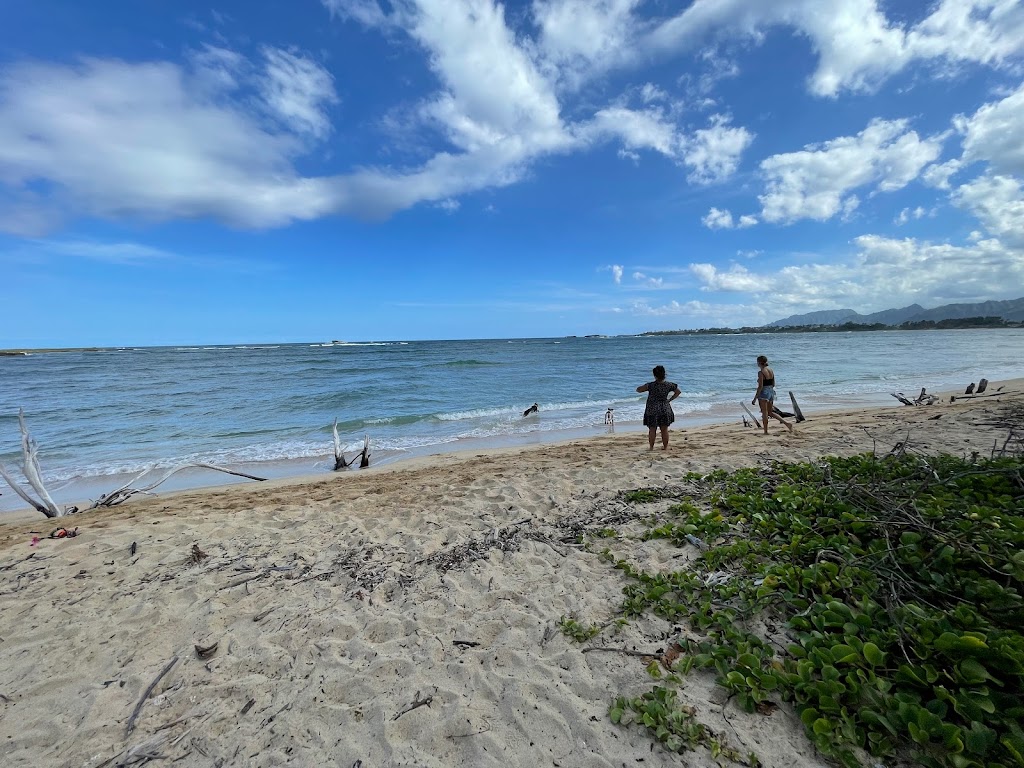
[767, 297, 1024, 328]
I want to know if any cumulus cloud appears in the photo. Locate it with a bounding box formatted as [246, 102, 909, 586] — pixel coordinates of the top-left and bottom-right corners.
[688, 233, 1024, 310]
[702, 207, 735, 229]
[955, 81, 1024, 176]
[702, 207, 756, 229]
[680, 115, 754, 184]
[604, 264, 624, 283]
[758, 118, 943, 223]
[954, 175, 1024, 246]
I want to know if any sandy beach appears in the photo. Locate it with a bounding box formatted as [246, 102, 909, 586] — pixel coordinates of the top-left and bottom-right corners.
[1, 382, 1021, 768]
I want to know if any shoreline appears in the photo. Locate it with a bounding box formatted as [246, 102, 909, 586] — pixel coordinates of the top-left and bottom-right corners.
[0, 384, 1020, 767]
[2, 379, 1019, 528]
[0, 384, 959, 518]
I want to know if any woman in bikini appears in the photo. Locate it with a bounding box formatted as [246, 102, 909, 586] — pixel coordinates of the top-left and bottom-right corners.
[752, 355, 793, 435]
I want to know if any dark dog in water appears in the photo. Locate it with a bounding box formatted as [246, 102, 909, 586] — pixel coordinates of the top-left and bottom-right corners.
[523, 403, 539, 417]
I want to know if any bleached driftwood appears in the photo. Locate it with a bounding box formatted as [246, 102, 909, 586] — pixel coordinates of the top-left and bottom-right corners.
[891, 389, 938, 406]
[0, 410, 63, 517]
[332, 419, 371, 470]
[93, 463, 266, 508]
[1, 410, 266, 517]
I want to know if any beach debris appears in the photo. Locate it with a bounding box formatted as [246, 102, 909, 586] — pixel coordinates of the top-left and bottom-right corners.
[684, 533, 706, 550]
[392, 690, 433, 721]
[95, 463, 266, 509]
[740, 402, 762, 429]
[240, 698, 256, 715]
[965, 382, 976, 394]
[332, 419, 371, 470]
[978, 378, 989, 394]
[788, 391, 806, 423]
[190, 543, 208, 565]
[194, 641, 218, 660]
[48, 527, 78, 539]
[3, 410, 269, 517]
[0, 410, 65, 517]
[126, 655, 179, 736]
[452, 639, 481, 648]
[130, 541, 137, 557]
[891, 388, 938, 406]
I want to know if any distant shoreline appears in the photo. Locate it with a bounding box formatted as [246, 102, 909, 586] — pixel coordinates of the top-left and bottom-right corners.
[4, 322, 1023, 354]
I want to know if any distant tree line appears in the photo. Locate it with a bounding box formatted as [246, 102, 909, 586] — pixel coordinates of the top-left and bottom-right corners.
[641, 316, 1023, 336]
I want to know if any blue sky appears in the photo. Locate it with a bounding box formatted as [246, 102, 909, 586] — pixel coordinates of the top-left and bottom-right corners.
[2, 0, 1023, 346]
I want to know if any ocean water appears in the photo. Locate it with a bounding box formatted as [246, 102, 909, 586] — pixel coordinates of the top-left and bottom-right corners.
[2, 330, 1022, 513]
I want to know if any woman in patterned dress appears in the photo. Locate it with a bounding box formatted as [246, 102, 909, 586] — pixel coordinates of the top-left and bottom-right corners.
[636, 365, 682, 451]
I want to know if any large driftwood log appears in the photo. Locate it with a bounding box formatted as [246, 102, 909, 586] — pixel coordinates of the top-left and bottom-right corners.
[0, 410, 62, 517]
[1, 410, 266, 517]
[332, 419, 371, 471]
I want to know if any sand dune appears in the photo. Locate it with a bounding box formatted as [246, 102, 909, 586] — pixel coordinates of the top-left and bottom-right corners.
[1, 382, 1021, 768]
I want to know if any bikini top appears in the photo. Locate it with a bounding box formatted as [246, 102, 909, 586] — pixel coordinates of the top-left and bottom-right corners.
[761, 372, 775, 386]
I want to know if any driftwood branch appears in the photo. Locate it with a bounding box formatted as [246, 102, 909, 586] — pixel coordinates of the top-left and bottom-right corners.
[0, 410, 62, 517]
[126, 656, 179, 735]
[92, 463, 266, 508]
[332, 420, 371, 471]
[392, 691, 433, 721]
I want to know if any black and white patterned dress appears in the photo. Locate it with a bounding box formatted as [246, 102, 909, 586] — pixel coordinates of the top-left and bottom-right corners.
[642, 381, 677, 427]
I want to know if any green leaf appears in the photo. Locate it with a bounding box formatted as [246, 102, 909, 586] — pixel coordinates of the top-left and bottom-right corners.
[862, 642, 886, 667]
[957, 658, 994, 685]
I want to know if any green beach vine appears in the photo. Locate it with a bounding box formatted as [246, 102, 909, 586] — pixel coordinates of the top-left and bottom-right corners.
[593, 452, 1024, 768]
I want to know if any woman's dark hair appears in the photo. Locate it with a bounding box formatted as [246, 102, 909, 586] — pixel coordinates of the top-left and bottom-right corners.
[652, 365, 666, 380]
[756, 355, 768, 366]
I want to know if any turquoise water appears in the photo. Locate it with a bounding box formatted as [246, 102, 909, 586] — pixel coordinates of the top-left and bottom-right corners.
[2, 330, 1022, 512]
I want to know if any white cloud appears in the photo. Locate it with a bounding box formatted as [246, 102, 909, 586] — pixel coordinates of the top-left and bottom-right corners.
[639, 82, 669, 103]
[580, 107, 679, 158]
[0, 57, 337, 232]
[955, 81, 1024, 176]
[630, 299, 715, 316]
[606, 264, 624, 283]
[702, 207, 735, 229]
[632, 271, 664, 288]
[702, 207, 756, 229]
[320, 0, 391, 27]
[646, 0, 1024, 97]
[688, 233, 1024, 310]
[895, 206, 932, 225]
[758, 118, 943, 223]
[532, 0, 641, 86]
[689, 263, 763, 292]
[259, 48, 338, 139]
[680, 115, 753, 184]
[921, 158, 963, 190]
[954, 175, 1024, 246]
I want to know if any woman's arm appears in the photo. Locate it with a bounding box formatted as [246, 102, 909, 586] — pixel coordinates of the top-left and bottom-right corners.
[636, 383, 649, 393]
[668, 385, 680, 402]
[752, 371, 763, 404]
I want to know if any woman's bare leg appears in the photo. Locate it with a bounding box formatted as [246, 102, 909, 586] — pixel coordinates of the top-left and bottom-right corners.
[648, 427, 657, 450]
[757, 399, 771, 434]
[659, 426, 670, 450]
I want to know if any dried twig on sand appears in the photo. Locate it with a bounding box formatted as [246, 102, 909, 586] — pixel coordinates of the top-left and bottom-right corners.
[125, 656, 179, 736]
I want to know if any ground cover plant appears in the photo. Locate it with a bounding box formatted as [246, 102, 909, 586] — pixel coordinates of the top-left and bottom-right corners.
[586, 452, 1024, 768]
